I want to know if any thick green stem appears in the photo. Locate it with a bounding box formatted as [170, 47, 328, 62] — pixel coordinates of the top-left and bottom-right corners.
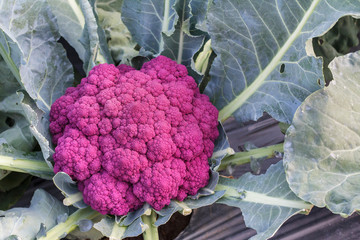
[218, 143, 284, 171]
[141, 210, 159, 240]
[162, 0, 170, 33]
[39, 207, 102, 240]
[109, 222, 127, 240]
[0, 155, 54, 179]
[63, 192, 84, 206]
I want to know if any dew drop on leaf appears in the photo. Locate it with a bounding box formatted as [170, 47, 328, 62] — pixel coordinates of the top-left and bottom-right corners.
[78, 219, 93, 232]
[57, 213, 68, 224]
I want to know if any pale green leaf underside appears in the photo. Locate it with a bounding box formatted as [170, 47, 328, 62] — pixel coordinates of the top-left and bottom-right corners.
[121, 0, 178, 54]
[205, 0, 360, 123]
[95, 0, 139, 64]
[162, 29, 204, 67]
[0, 0, 74, 115]
[47, 0, 86, 62]
[19, 92, 54, 164]
[0, 94, 36, 152]
[53, 172, 88, 209]
[0, 189, 68, 239]
[0, 56, 36, 152]
[80, 0, 113, 73]
[284, 50, 360, 216]
[155, 191, 224, 226]
[94, 216, 144, 240]
[0, 0, 74, 162]
[189, 0, 209, 32]
[216, 161, 312, 240]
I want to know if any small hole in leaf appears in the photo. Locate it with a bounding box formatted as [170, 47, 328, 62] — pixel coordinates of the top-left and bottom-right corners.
[5, 117, 15, 127]
[317, 78, 321, 85]
[279, 64, 285, 73]
[318, 38, 324, 45]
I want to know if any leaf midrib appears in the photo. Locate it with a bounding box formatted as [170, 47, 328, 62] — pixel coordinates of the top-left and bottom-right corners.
[218, 0, 322, 122]
[0, 30, 21, 83]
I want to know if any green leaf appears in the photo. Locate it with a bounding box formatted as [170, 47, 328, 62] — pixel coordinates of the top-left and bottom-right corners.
[0, 52, 36, 153]
[80, 0, 114, 74]
[161, 17, 205, 67]
[189, 0, 209, 33]
[53, 172, 88, 209]
[122, 0, 178, 54]
[94, 216, 145, 240]
[0, 31, 22, 86]
[211, 123, 233, 170]
[93, 216, 120, 238]
[283, 50, 360, 216]
[155, 191, 224, 226]
[19, 92, 54, 164]
[205, 0, 360, 123]
[48, 0, 114, 69]
[0, 174, 32, 210]
[216, 161, 312, 240]
[39, 207, 101, 240]
[312, 16, 360, 84]
[0, 189, 69, 239]
[0, 93, 36, 152]
[0, 0, 74, 115]
[46, 0, 86, 62]
[0, 0, 69, 163]
[66, 227, 104, 240]
[95, 0, 138, 64]
[122, 0, 204, 68]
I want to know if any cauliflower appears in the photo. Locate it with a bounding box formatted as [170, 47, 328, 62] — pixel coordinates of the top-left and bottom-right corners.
[49, 56, 219, 215]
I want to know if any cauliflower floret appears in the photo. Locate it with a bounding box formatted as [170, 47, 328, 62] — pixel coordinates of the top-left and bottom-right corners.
[53, 128, 101, 181]
[50, 56, 219, 215]
[82, 171, 142, 215]
[133, 159, 186, 210]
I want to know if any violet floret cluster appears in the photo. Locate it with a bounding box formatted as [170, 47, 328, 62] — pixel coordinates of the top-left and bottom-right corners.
[50, 56, 219, 215]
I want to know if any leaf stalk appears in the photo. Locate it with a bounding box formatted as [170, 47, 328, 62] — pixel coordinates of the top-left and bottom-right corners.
[0, 155, 54, 179]
[215, 184, 313, 210]
[218, 143, 284, 171]
[39, 207, 102, 240]
[141, 210, 159, 240]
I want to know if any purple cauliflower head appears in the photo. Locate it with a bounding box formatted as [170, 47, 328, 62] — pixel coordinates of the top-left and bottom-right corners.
[50, 56, 219, 215]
